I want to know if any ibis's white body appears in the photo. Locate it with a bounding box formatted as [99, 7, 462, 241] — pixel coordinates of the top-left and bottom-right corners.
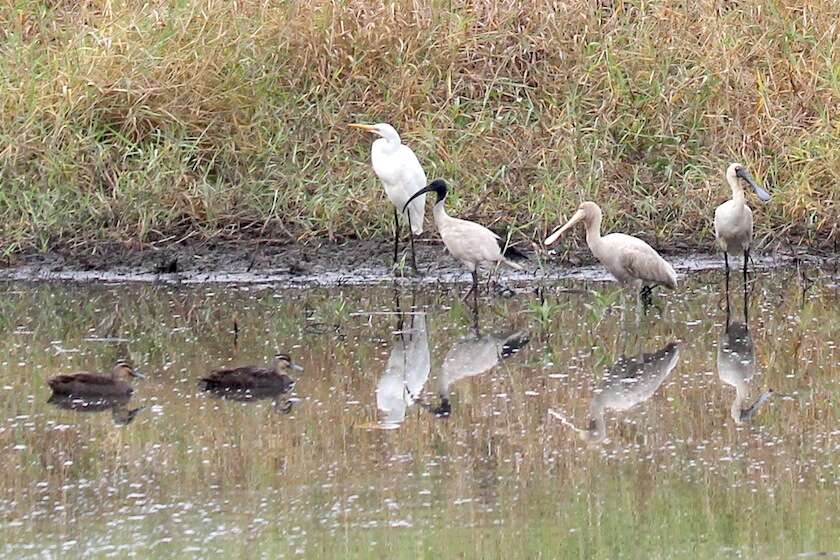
[432, 203, 521, 272]
[370, 132, 426, 235]
[714, 168, 754, 256]
[375, 313, 430, 427]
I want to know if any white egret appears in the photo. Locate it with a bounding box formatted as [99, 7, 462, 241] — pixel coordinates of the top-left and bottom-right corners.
[544, 201, 676, 305]
[550, 341, 681, 444]
[714, 163, 771, 285]
[402, 179, 524, 302]
[349, 122, 427, 270]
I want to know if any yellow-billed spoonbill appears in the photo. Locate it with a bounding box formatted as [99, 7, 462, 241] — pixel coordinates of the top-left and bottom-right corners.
[544, 201, 676, 304]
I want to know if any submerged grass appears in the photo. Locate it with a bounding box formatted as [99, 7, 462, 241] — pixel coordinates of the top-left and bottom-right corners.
[0, 0, 838, 255]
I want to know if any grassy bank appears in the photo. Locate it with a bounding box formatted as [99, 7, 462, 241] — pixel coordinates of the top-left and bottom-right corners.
[0, 0, 837, 256]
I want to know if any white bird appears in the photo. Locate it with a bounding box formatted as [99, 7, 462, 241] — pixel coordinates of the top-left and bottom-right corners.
[349, 122, 427, 270]
[714, 163, 771, 285]
[717, 321, 773, 424]
[373, 311, 430, 429]
[544, 201, 676, 305]
[551, 341, 681, 444]
[432, 329, 529, 416]
[402, 179, 524, 301]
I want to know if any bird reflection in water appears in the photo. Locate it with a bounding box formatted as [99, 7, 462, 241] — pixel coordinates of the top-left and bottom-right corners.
[47, 395, 145, 426]
[430, 329, 530, 417]
[718, 284, 773, 424]
[369, 295, 431, 429]
[551, 340, 681, 444]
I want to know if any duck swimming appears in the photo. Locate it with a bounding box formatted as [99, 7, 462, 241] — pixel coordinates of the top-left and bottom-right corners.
[199, 353, 304, 394]
[47, 360, 145, 398]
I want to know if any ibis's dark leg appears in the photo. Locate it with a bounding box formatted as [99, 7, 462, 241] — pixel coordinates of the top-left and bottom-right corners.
[392, 208, 400, 266]
[724, 252, 730, 287]
[406, 212, 418, 272]
[743, 248, 749, 287]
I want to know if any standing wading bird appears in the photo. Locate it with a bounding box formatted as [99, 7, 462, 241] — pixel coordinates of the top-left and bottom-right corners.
[544, 202, 676, 307]
[349, 123, 427, 271]
[402, 179, 524, 303]
[714, 163, 771, 286]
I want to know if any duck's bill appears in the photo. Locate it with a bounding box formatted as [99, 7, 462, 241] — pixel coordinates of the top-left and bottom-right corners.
[402, 184, 434, 213]
[290, 363, 304, 372]
[544, 209, 585, 246]
[348, 123, 376, 133]
[736, 167, 771, 202]
[131, 370, 146, 379]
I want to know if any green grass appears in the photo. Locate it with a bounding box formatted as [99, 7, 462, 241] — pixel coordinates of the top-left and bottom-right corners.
[0, 0, 838, 256]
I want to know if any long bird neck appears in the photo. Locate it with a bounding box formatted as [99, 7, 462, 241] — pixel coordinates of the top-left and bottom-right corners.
[432, 200, 450, 228]
[727, 175, 746, 204]
[373, 136, 400, 154]
[584, 214, 603, 251]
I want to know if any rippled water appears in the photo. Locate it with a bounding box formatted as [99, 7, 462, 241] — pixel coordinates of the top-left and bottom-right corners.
[0, 267, 838, 559]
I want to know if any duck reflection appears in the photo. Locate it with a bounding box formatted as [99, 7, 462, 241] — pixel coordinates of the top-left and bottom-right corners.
[373, 308, 431, 428]
[431, 329, 529, 416]
[47, 395, 144, 426]
[554, 340, 680, 444]
[718, 299, 773, 424]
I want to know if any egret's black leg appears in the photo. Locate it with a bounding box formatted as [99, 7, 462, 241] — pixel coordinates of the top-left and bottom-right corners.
[392, 208, 400, 266]
[406, 212, 418, 272]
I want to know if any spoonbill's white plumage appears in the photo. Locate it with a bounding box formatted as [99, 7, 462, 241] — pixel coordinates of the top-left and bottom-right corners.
[349, 122, 426, 270]
[714, 163, 771, 284]
[551, 341, 681, 444]
[544, 201, 676, 302]
[402, 179, 524, 301]
[717, 320, 773, 424]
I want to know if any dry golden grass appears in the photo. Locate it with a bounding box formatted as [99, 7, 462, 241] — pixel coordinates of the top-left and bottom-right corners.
[0, 0, 837, 255]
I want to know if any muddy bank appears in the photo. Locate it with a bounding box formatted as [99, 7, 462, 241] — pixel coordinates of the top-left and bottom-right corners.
[0, 239, 833, 286]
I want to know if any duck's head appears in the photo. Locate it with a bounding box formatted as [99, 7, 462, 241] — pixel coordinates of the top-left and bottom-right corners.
[113, 360, 145, 380]
[726, 163, 771, 202]
[544, 201, 602, 246]
[273, 353, 304, 373]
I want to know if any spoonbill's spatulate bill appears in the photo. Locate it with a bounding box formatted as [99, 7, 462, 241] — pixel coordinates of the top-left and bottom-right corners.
[349, 122, 427, 271]
[714, 163, 771, 284]
[402, 179, 524, 301]
[544, 201, 677, 300]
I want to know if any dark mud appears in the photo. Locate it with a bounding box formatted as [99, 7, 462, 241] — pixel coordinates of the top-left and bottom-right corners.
[0, 239, 834, 286]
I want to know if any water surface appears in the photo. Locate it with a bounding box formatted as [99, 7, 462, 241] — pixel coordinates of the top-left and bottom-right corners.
[0, 268, 837, 558]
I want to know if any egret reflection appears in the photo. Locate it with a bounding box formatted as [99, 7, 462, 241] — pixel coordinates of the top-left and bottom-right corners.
[553, 340, 681, 444]
[372, 306, 431, 429]
[47, 395, 145, 426]
[432, 329, 529, 416]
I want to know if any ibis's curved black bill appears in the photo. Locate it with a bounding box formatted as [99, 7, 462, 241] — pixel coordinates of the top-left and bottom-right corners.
[402, 179, 449, 213]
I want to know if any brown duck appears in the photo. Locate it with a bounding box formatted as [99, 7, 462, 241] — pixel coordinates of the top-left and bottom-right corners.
[47, 360, 145, 398]
[200, 353, 304, 394]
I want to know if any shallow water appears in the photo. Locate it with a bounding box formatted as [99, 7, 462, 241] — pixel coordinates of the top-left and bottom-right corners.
[0, 267, 837, 559]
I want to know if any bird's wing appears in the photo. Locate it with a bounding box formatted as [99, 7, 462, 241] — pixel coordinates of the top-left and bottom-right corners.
[49, 373, 112, 386]
[616, 236, 676, 288]
[397, 146, 427, 235]
[201, 366, 266, 386]
[441, 218, 502, 263]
